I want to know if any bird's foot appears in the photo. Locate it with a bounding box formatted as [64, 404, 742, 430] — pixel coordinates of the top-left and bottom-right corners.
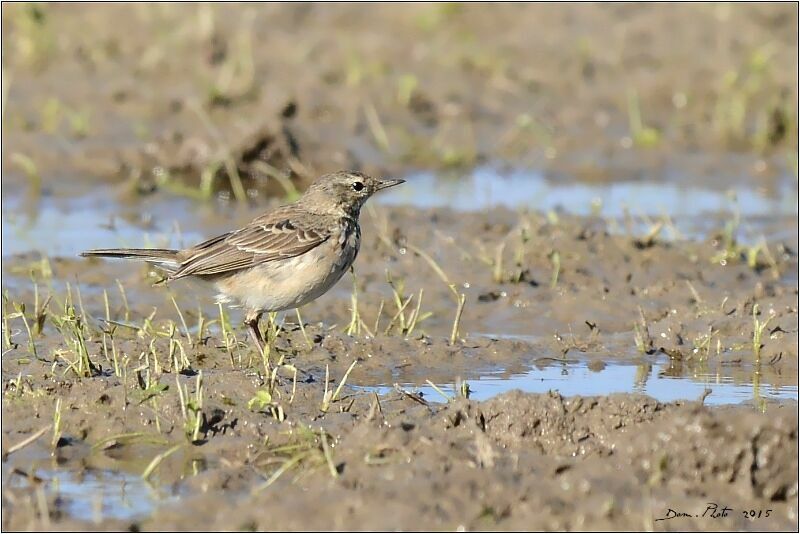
[246, 313, 266, 354]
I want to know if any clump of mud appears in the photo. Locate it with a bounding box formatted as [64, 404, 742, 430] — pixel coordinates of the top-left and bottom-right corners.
[127, 116, 312, 201]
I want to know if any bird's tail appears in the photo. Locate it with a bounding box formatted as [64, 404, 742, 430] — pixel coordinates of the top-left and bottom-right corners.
[80, 248, 181, 274]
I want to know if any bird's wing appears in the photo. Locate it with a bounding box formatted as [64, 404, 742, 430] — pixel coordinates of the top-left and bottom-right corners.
[170, 214, 330, 279]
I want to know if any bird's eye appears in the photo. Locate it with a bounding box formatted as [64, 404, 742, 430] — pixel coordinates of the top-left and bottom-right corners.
[352, 181, 364, 192]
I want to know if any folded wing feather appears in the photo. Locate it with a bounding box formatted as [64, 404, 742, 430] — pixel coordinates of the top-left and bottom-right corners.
[171, 219, 329, 279]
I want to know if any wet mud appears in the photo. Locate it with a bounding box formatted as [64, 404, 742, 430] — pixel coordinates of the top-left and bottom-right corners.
[3, 203, 797, 530]
[2, 3, 798, 532]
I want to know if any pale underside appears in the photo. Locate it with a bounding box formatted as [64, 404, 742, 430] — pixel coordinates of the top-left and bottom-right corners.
[212, 226, 360, 314]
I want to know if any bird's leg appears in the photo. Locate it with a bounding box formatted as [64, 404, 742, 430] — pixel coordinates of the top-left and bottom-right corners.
[245, 311, 265, 354]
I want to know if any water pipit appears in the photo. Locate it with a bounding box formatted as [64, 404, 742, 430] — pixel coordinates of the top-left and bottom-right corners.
[81, 171, 403, 351]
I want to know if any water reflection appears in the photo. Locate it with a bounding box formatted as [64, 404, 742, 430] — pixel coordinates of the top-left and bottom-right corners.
[378, 166, 797, 242]
[5, 467, 157, 522]
[362, 356, 797, 406]
[379, 166, 797, 216]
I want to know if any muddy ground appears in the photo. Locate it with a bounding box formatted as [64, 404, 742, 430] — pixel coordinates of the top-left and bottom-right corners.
[2, 3, 799, 532]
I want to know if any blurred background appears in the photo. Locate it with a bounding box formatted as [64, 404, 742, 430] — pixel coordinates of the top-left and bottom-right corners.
[2, 3, 797, 259]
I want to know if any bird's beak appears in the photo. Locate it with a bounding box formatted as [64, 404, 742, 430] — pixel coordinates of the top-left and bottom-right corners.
[376, 178, 405, 191]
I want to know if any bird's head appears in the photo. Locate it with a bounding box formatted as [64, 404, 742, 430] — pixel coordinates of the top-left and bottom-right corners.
[302, 171, 404, 216]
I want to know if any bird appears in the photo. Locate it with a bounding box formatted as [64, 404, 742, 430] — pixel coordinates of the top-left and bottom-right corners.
[81, 171, 404, 352]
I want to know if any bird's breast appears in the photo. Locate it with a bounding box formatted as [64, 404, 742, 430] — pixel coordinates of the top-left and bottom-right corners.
[215, 220, 361, 313]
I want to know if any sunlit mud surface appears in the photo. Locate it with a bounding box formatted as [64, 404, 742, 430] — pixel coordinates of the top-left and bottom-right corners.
[3, 183, 797, 529]
[2, 3, 798, 531]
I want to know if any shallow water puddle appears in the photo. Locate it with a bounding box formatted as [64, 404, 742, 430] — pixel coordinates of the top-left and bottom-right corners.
[380, 166, 797, 216]
[379, 166, 797, 241]
[364, 357, 798, 406]
[5, 467, 158, 522]
[4, 166, 796, 259]
[1, 189, 205, 258]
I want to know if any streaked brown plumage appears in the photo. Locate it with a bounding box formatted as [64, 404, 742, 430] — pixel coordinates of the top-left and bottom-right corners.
[81, 171, 404, 351]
